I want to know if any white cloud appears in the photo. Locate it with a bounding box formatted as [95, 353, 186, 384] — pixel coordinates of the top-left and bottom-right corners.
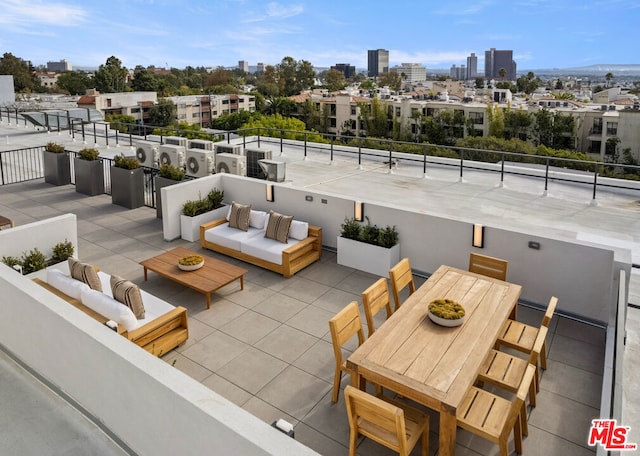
[0, 0, 87, 27]
[266, 2, 303, 18]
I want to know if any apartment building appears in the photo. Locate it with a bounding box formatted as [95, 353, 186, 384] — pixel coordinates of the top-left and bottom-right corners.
[47, 59, 72, 72]
[170, 94, 256, 126]
[466, 53, 478, 79]
[390, 63, 427, 82]
[77, 90, 157, 123]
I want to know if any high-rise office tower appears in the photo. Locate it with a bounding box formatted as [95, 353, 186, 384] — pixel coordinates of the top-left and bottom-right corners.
[466, 53, 478, 79]
[331, 63, 356, 79]
[368, 49, 389, 77]
[484, 48, 516, 80]
[238, 60, 249, 72]
[256, 62, 265, 74]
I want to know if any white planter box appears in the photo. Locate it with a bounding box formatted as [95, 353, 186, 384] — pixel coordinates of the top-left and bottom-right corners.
[336, 236, 401, 278]
[180, 205, 228, 242]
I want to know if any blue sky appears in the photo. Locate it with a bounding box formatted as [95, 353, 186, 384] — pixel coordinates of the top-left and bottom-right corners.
[1, 0, 639, 71]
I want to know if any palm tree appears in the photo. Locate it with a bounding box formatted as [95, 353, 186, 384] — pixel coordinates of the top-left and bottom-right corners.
[498, 68, 507, 81]
[605, 72, 614, 88]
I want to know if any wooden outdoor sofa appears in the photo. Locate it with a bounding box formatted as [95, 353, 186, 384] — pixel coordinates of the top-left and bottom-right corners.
[33, 270, 188, 357]
[200, 214, 322, 278]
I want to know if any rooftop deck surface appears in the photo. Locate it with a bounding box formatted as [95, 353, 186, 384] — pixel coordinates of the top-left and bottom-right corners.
[0, 122, 639, 455]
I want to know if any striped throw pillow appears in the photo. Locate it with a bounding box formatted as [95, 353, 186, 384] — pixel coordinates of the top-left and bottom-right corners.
[228, 202, 251, 231]
[264, 211, 293, 244]
[68, 258, 102, 292]
[110, 275, 145, 319]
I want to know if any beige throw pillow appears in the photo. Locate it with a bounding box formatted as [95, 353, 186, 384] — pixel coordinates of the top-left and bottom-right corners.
[68, 258, 102, 292]
[110, 275, 145, 320]
[228, 202, 251, 231]
[264, 211, 293, 243]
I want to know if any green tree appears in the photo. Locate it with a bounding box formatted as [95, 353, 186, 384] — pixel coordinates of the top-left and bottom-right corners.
[56, 71, 92, 95]
[475, 78, 484, 89]
[324, 69, 346, 92]
[498, 68, 507, 80]
[130, 67, 158, 92]
[210, 111, 257, 130]
[486, 104, 505, 138]
[93, 56, 128, 92]
[605, 72, 614, 88]
[503, 106, 532, 140]
[263, 96, 297, 116]
[0, 52, 41, 92]
[378, 71, 402, 91]
[358, 96, 389, 138]
[359, 79, 375, 90]
[516, 72, 540, 95]
[275, 57, 316, 96]
[148, 99, 176, 126]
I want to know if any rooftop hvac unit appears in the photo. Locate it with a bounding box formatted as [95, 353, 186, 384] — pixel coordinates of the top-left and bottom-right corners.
[188, 139, 214, 151]
[245, 148, 273, 179]
[215, 153, 246, 176]
[164, 136, 188, 147]
[185, 149, 215, 178]
[258, 159, 285, 182]
[158, 144, 186, 169]
[134, 141, 159, 168]
[214, 143, 243, 155]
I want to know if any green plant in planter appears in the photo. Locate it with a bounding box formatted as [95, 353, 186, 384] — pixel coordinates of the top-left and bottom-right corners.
[378, 225, 399, 248]
[182, 197, 213, 217]
[158, 164, 186, 181]
[20, 248, 46, 274]
[114, 154, 141, 169]
[360, 217, 380, 245]
[340, 217, 361, 240]
[78, 147, 100, 161]
[45, 142, 65, 153]
[51, 239, 74, 263]
[2, 256, 21, 269]
[207, 188, 224, 209]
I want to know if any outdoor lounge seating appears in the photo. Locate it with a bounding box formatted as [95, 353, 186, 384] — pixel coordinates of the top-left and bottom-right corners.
[34, 265, 188, 357]
[200, 206, 322, 278]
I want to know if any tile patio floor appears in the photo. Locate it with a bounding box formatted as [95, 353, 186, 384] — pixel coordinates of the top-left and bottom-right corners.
[0, 180, 605, 455]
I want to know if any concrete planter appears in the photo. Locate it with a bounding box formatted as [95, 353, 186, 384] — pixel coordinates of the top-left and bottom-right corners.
[336, 236, 401, 278]
[111, 166, 144, 209]
[155, 176, 183, 219]
[180, 205, 228, 242]
[74, 158, 104, 196]
[43, 151, 71, 186]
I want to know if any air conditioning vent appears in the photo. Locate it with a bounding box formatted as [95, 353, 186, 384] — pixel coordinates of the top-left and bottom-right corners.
[133, 141, 158, 168]
[188, 139, 214, 151]
[258, 159, 285, 182]
[215, 153, 246, 176]
[214, 144, 243, 155]
[164, 136, 188, 147]
[158, 144, 186, 168]
[245, 148, 273, 179]
[185, 149, 215, 177]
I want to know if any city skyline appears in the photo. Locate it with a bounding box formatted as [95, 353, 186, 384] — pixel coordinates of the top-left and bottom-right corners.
[1, 0, 639, 71]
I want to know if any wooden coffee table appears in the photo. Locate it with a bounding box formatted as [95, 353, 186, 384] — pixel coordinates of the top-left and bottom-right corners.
[140, 247, 247, 309]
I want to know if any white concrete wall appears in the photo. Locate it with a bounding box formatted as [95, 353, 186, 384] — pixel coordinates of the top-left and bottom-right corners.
[191, 174, 622, 324]
[0, 265, 317, 455]
[0, 75, 15, 106]
[0, 213, 78, 260]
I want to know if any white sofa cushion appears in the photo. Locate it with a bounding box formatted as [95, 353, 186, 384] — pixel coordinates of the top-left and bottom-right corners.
[249, 210, 268, 229]
[81, 288, 138, 332]
[204, 224, 264, 251]
[289, 220, 309, 241]
[241, 235, 292, 265]
[46, 269, 90, 300]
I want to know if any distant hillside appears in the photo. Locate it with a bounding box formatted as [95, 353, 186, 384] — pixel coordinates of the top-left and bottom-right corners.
[525, 64, 640, 76]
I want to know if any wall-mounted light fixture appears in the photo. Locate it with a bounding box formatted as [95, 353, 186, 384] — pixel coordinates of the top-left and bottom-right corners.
[266, 184, 274, 202]
[472, 223, 485, 248]
[354, 201, 364, 222]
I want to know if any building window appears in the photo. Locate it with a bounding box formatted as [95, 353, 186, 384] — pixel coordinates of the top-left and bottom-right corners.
[192, 112, 200, 118]
[178, 114, 186, 119]
[592, 118, 603, 135]
[106, 98, 112, 108]
[330, 118, 337, 128]
[469, 112, 484, 125]
[351, 106, 357, 116]
[222, 100, 229, 105]
[606, 122, 618, 136]
[395, 107, 401, 117]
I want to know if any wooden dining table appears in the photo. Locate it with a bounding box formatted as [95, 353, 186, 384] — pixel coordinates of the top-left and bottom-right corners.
[346, 264, 522, 456]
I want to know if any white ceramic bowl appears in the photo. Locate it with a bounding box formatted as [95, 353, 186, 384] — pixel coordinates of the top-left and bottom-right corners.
[428, 311, 465, 327]
[178, 260, 204, 271]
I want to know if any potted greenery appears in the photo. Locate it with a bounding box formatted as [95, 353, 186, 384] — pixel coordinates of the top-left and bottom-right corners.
[50, 239, 74, 265]
[43, 142, 71, 186]
[337, 216, 400, 277]
[180, 188, 226, 242]
[111, 154, 144, 209]
[20, 248, 47, 275]
[74, 147, 104, 196]
[155, 163, 186, 219]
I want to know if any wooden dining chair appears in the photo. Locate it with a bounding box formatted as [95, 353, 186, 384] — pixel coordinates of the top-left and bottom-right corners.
[329, 301, 366, 403]
[457, 364, 536, 456]
[344, 385, 429, 456]
[389, 258, 415, 312]
[361, 278, 393, 337]
[477, 325, 548, 408]
[468, 252, 508, 281]
[496, 296, 558, 379]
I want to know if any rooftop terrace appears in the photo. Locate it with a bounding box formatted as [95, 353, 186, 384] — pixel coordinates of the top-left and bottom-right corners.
[0, 120, 639, 455]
